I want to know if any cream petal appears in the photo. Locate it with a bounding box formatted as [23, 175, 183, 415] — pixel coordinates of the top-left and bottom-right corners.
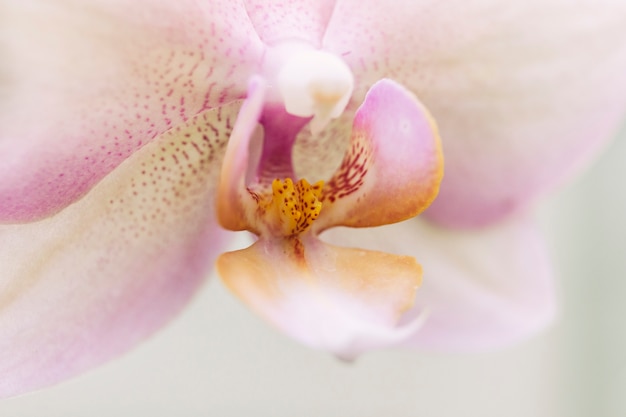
[323, 0, 626, 227]
[0, 0, 263, 222]
[217, 236, 422, 359]
[0, 104, 239, 398]
[322, 214, 556, 351]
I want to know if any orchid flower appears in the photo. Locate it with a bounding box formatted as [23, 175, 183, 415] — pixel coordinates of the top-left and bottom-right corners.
[1, 0, 625, 398]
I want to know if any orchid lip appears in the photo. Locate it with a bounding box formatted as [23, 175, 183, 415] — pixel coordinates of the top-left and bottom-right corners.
[215, 70, 444, 357]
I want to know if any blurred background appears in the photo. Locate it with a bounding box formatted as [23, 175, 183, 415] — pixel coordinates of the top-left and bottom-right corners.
[1, 127, 624, 417]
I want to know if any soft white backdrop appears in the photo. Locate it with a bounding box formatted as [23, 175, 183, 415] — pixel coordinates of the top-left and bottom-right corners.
[1, 127, 624, 416]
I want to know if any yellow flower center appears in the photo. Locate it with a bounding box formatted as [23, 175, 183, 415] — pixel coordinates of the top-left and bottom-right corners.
[260, 178, 324, 237]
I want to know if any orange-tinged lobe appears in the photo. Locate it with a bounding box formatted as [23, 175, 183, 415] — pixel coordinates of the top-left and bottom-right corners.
[217, 237, 424, 359]
[313, 79, 443, 232]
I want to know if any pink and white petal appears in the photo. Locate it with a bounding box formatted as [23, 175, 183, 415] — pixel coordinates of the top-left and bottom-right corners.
[0, 0, 263, 223]
[324, 0, 626, 227]
[322, 214, 556, 351]
[0, 103, 239, 398]
[217, 236, 422, 359]
[243, 0, 337, 47]
[316, 79, 443, 231]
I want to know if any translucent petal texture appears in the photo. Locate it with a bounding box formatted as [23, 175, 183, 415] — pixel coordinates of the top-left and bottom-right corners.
[322, 214, 556, 351]
[0, 104, 240, 398]
[316, 79, 443, 231]
[323, 0, 626, 227]
[0, 0, 263, 222]
[243, 0, 336, 47]
[217, 236, 422, 359]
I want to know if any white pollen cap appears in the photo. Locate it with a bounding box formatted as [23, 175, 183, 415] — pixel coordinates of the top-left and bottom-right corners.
[277, 49, 354, 134]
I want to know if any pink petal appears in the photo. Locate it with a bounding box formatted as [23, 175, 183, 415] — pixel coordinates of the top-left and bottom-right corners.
[324, 0, 626, 227]
[322, 214, 556, 351]
[316, 79, 443, 231]
[0, 1, 263, 222]
[217, 236, 422, 359]
[243, 0, 336, 47]
[0, 104, 239, 398]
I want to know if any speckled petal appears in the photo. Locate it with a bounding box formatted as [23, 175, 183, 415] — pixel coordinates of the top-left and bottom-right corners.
[0, 0, 263, 222]
[316, 79, 443, 231]
[243, 0, 336, 47]
[217, 236, 422, 359]
[322, 214, 556, 351]
[0, 103, 240, 398]
[323, 0, 626, 227]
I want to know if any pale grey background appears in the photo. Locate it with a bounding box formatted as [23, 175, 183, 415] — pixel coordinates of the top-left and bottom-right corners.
[1, 127, 625, 416]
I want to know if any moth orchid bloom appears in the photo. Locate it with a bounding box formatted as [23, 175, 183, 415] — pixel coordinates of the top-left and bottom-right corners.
[1, 0, 626, 398]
